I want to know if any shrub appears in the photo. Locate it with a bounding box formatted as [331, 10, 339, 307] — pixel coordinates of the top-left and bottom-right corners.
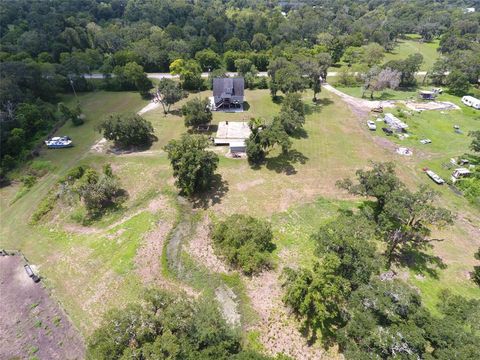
[21, 175, 37, 188]
[77, 165, 126, 218]
[30, 191, 56, 224]
[212, 214, 275, 274]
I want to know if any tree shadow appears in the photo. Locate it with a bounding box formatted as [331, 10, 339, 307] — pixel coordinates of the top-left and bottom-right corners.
[168, 109, 183, 117]
[272, 95, 284, 104]
[289, 127, 308, 139]
[304, 98, 334, 115]
[191, 174, 229, 209]
[243, 101, 250, 111]
[108, 134, 158, 154]
[397, 249, 447, 279]
[265, 149, 308, 175]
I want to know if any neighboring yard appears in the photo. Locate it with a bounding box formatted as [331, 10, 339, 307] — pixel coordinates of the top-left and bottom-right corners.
[383, 38, 440, 71]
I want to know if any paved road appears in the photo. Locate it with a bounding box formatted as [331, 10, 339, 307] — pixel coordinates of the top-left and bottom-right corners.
[84, 70, 429, 80]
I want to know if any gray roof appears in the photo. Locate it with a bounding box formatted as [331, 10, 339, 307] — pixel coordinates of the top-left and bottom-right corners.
[213, 77, 244, 98]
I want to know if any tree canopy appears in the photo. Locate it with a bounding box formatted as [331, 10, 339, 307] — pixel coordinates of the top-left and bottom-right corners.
[97, 113, 155, 148]
[212, 214, 275, 275]
[164, 134, 219, 196]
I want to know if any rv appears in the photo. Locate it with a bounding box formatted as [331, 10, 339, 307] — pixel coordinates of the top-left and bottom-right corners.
[451, 168, 471, 183]
[461, 96, 480, 110]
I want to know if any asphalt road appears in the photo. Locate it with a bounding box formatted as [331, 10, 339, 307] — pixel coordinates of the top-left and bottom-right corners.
[83, 71, 430, 80]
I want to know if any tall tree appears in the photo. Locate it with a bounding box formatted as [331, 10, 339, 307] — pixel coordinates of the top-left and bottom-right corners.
[155, 78, 187, 115]
[378, 185, 454, 267]
[181, 97, 212, 128]
[164, 134, 219, 196]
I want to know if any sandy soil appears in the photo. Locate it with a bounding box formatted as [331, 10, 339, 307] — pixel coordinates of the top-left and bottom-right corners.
[186, 215, 230, 274]
[245, 270, 329, 360]
[137, 101, 160, 115]
[0, 255, 84, 360]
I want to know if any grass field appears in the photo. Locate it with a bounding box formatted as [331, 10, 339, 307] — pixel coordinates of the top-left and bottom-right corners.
[1, 85, 479, 343]
[333, 85, 422, 101]
[329, 37, 440, 74]
[383, 38, 440, 71]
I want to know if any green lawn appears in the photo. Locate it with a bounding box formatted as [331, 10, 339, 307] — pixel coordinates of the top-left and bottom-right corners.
[384, 38, 440, 71]
[334, 85, 422, 100]
[329, 37, 440, 74]
[1, 86, 479, 339]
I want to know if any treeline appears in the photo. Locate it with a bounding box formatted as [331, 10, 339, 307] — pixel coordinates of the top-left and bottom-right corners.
[1, 0, 479, 179]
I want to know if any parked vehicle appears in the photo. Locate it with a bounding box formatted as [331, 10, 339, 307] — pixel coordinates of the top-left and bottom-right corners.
[420, 139, 432, 144]
[367, 120, 377, 130]
[382, 127, 393, 135]
[45, 136, 73, 149]
[461, 96, 480, 110]
[24, 264, 40, 282]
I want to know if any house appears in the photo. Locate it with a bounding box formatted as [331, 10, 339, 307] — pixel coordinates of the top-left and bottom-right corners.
[214, 121, 251, 149]
[212, 78, 244, 111]
[384, 113, 408, 132]
[419, 90, 436, 100]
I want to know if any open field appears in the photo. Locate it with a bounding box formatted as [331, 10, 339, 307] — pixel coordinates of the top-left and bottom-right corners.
[1, 85, 479, 356]
[383, 38, 440, 71]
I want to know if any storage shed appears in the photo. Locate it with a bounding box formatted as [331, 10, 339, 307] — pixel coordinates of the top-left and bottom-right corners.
[214, 121, 251, 145]
[229, 141, 247, 153]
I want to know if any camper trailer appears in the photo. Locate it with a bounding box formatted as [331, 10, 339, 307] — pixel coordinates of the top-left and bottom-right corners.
[451, 168, 471, 183]
[461, 96, 480, 110]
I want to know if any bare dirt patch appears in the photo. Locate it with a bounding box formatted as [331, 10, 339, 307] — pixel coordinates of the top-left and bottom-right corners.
[245, 269, 328, 360]
[0, 255, 84, 360]
[215, 285, 241, 326]
[90, 137, 107, 153]
[186, 215, 231, 274]
[135, 219, 173, 284]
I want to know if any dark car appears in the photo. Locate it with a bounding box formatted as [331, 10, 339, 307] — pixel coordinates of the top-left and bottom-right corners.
[382, 127, 393, 135]
[24, 264, 40, 282]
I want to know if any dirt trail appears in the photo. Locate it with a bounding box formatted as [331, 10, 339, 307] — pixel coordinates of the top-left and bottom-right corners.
[323, 83, 396, 112]
[323, 84, 459, 114]
[165, 200, 242, 327]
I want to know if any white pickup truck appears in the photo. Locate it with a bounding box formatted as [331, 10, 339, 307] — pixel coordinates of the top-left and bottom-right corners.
[367, 120, 377, 130]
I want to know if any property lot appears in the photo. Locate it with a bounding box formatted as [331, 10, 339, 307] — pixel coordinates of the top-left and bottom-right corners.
[0, 255, 84, 360]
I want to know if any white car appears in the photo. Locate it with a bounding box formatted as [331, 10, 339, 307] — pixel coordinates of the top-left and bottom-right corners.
[420, 139, 432, 144]
[367, 120, 377, 130]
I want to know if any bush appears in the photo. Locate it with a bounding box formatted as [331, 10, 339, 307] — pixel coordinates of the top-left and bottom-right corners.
[97, 113, 154, 148]
[30, 191, 56, 224]
[212, 214, 275, 275]
[77, 165, 126, 218]
[21, 175, 37, 188]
